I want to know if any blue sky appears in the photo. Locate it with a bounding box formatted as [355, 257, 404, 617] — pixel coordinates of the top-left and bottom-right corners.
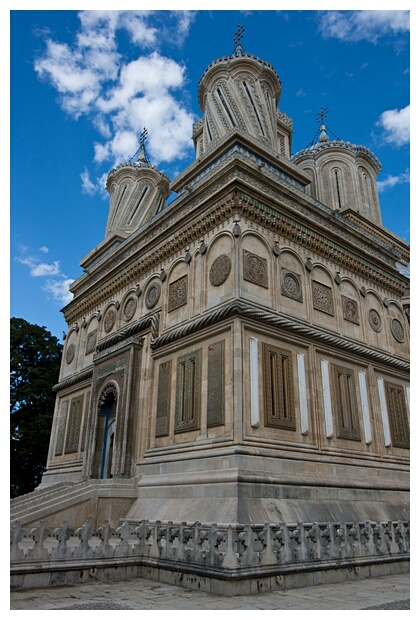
[9, 6, 411, 341]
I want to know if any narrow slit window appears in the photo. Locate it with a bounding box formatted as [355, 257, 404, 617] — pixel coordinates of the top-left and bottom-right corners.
[127, 186, 149, 225]
[217, 87, 236, 127]
[243, 81, 265, 135]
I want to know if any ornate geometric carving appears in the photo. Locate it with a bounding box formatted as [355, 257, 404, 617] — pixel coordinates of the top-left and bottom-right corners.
[368, 309, 382, 332]
[85, 330, 97, 355]
[175, 349, 201, 433]
[385, 381, 410, 449]
[281, 268, 303, 302]
[209, 254, 232, 286]
[98, 382, 118, 408]
[331, 364, 361, 441]
[156, 361, 171, 437]
[103, 308, 116, 333]
[207, 341, 224, 427]
[312, 281, 334, 315]
[65, 343, 75, 364]
[391, 318, 405, 343]
[342, 296, 359, 325]
[123, 297, 137, 321]
[263, 342, 295, 430]
[243, 250, 268, 288]
[64, 396, 84, 454]
[168, 275, 188, 312]
[145, 282, 161, 309]
[55, 400, 68, 455]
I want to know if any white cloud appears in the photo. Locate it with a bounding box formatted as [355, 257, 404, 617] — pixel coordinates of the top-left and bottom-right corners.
[39, 246, 49, 253]
[15, 250, 74, 305]
[34, 11, 196, 170]
[296, 88, 306, 98]
[15, 256, 61, 277]
[81, 168, 97, 195]
[318, 10, 409, 43]
[377, 169, 410, 192]
[376, 104, 410, 147]
[43, 279, 74, 305]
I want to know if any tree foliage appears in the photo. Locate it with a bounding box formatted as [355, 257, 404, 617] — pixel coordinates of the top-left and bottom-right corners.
[10, 318, 62, 498]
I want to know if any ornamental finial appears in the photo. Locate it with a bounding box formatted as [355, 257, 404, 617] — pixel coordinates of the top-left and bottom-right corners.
[233, 24, 245, 55]
[316, 107, 330, 143]
[137, 127, 149, 162]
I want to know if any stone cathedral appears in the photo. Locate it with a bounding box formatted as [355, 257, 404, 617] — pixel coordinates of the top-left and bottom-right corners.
[12, 36, 409, 590]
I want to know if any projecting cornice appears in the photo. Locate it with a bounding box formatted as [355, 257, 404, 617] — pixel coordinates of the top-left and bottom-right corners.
[150, 300, 409, 373]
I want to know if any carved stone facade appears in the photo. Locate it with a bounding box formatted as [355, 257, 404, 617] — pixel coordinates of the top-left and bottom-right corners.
[13, 38, 409, 591]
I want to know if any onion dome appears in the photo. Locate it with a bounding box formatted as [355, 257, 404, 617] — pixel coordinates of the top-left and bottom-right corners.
[105, 129, 170, 238]
[293, 108, 382, 225]
[193, 25, 293, 160]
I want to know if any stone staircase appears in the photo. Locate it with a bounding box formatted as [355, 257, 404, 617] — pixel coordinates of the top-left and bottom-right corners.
[10, 479, 138, 529]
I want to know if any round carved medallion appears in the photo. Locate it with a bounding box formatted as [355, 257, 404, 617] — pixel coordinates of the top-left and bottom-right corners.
[391, 318, 404, 343]
[65, 343, 75, 364]
[368, 309, 382, 332]
[209, 254, 232, 286]
[145, 282, 161, 309]
[104, 308, 116, 333]
[123, 297, 137, 321]
[283, 272, 301, 297]
[85, 330, 97, 355]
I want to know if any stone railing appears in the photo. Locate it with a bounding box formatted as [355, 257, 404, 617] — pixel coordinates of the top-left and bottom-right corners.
[11, 518, 409, 591]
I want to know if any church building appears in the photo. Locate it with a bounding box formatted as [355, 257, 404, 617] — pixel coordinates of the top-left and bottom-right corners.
[12, 32, 409, 588]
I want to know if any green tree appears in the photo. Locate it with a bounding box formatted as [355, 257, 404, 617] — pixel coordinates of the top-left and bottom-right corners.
[10, 318, 62, 498]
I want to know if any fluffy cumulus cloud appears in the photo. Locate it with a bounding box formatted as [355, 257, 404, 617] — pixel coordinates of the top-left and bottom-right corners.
[34, 10, 197, 194]
[42, 279, 74, 305]
[15, 251, 74, 305]
[376, 104, 410, 147]
[318, 10, 409, 43]
[377, 169, 410, 193]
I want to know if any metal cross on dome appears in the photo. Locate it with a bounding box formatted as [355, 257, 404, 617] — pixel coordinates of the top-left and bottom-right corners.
[316, 106, 329, 126]
[140, 127, 148, 148]
[233, 24, 245, 54]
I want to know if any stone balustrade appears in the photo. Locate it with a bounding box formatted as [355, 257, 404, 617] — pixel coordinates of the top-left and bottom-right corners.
[11, 518, 409, 589]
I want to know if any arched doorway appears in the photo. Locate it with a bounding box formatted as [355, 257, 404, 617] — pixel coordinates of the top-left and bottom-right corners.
[95, 383, 118, 479]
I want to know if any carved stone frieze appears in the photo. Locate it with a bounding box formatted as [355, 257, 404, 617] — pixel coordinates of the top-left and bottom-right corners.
[243, 250, 268, 288]
[209, 254, 232, 286]
[281, 268, 303, 302]
[150, 299, 409, 372]
[312, 281, 334, 316]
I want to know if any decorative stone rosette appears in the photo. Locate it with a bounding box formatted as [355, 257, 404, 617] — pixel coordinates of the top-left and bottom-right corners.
[368, 309, 382, 333]
[281, 268, 302, 302]
[145, 282, 161, 309]
[312, 281, 334, 315]
[391, 318, 404, 343]
[123, 297, 137, 321]
[209, 254, 232, 286]
[65, 343, 75, 364]
[342, 295, 359, 324]
[103, 308, 117, 333]
[243, 250, 268, 288]
[85, 330, 97, 355]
